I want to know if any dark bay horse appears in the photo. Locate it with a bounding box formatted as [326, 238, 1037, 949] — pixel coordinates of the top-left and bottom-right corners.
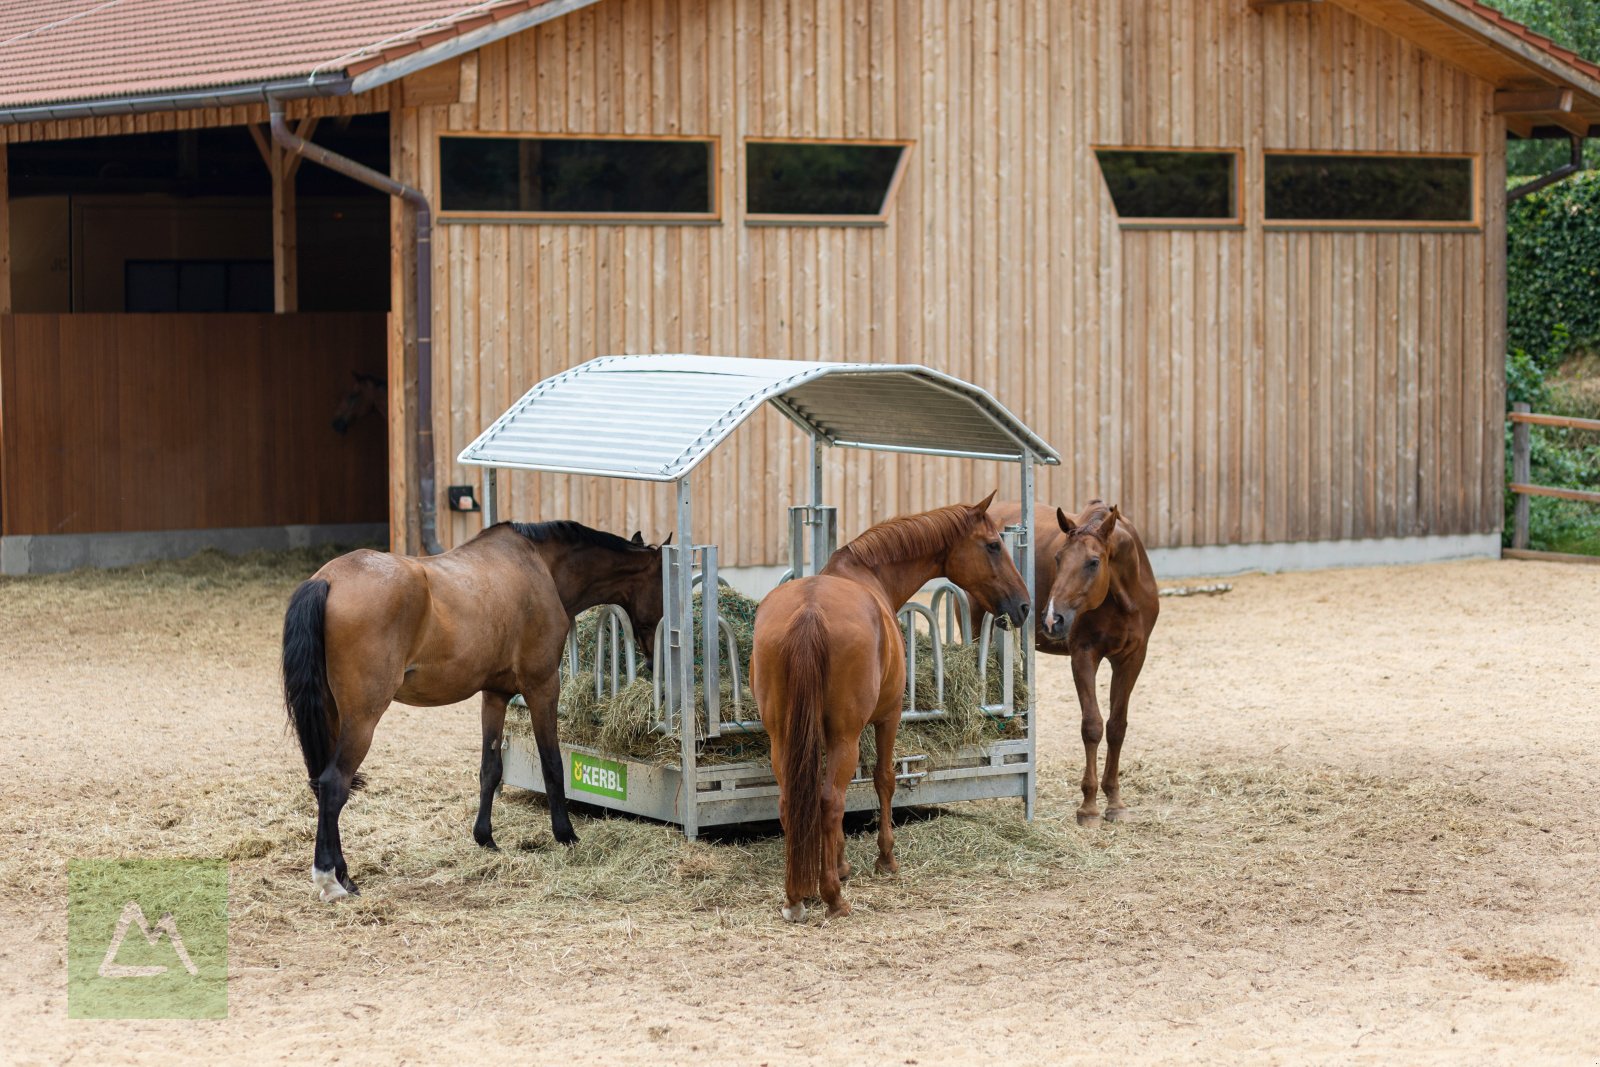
[752, 494, 1030, 922]
[281, 521, 665, 901]
[990, 500, 1158, 827]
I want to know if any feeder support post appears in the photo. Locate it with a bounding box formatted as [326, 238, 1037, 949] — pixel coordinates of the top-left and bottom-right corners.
[673, 477, 699, 838]
[481, 468, 498, 529]
[1019, 452, 1036, 821]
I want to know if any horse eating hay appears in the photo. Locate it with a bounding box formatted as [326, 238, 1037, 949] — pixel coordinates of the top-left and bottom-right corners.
[753, 494, 1031, 922]
[281, 521, 667, 901]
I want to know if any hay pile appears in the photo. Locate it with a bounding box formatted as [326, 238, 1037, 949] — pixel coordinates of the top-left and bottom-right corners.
[532, 586, 1028, 767]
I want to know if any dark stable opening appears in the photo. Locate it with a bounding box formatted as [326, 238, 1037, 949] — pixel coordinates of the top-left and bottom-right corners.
[1094, 150, 1237, 220]
[439, 137, 713, 214]
[1265, 154, 1474, 222]
[744, 142, 905, 216]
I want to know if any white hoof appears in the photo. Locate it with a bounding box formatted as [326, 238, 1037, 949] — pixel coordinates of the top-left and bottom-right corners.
[312, 867, 348, 903]
[781, 902, 807, 923]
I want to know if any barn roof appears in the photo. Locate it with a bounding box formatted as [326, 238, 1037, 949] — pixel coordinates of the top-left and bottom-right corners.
[457, 355, 1060, 482]
[0, 0, 594, 121]
[0, 0, 1596, 129]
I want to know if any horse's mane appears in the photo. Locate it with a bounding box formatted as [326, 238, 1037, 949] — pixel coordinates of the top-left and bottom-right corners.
[1066, 500, 1113, 539]
[506, 520, 643, 553]
[840, 504, 977, 568]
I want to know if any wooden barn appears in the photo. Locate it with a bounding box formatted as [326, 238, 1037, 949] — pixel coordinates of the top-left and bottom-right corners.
[2, 0, 1597, 576]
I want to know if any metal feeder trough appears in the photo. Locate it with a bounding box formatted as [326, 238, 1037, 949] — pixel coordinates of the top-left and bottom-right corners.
[458, 355, 1059, 838]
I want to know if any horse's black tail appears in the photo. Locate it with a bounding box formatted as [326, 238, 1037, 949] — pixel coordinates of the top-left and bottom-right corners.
[282, 578, 339, 791]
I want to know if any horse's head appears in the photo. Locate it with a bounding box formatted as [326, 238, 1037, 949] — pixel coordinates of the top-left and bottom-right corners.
[1042, 502, 1119, 640]
[331, 372, 385, 434]
[943, 491, 1030, 630]
[619, 531, 671, 665]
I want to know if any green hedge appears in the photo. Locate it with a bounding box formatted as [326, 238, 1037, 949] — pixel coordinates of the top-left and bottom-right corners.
[1504, 175, 1600, 553]
[1506, 172, 1600, 376]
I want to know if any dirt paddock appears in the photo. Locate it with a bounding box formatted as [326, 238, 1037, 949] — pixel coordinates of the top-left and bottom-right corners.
[1, 552, 1596, 1064]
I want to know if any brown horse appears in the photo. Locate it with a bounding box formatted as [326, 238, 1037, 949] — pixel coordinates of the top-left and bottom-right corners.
[281, 521, 666, 901]
[331, 371, 386, 434]
[990, 500, 1158, 826]
[752, 494, 1030, 922]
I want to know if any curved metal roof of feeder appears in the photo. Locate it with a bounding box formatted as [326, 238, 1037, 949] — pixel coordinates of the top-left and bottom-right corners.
[458, 354, 1060, 481]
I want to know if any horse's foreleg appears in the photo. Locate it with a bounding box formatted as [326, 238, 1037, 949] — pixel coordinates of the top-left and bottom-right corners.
[522, 675, 579, 845]
[1071, 648, 1105, 827]
[819, 739, 858, 919]
[473, 691, 511, 850]
[1102, 648, 1146, 823]
[313, 711, 378, 901]
[872, 718, 900, 875]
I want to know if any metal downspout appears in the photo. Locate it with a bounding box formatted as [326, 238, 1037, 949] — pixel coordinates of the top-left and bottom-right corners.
[1508, 135, 1588, 202]
[268, 98, 442, 555]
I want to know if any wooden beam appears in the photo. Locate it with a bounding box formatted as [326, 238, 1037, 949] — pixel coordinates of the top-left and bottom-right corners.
[1249, 0, 1322, 8]
[1494, 88, 1573, 114]
[1504, 548, 1600, 566]
[270, 138, 296, 313]
[1545, 110, 1592, 139]
[1503, 115, 1537, 139]
[283, 117, 318, 182]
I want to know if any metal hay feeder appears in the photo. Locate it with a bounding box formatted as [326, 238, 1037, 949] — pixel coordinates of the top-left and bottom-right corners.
[458, 354, 1060, 838]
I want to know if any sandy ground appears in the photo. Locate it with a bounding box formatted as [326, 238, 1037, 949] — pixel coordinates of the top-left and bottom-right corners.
[1, 553, 1597, 1065]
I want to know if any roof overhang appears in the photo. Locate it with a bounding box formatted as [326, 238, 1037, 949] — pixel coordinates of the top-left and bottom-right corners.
[1331, 0, 1600, 136]
[458, 355, 1061, 483]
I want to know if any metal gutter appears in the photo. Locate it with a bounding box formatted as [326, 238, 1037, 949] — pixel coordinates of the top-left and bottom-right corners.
[269, 98, 443, 555]
[0, 74, 350, 126]
[1508, 135, 1588, 201]
[345, 0, 603, 94]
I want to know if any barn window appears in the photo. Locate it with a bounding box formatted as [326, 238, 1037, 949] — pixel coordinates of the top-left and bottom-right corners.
[744, 140, 909, 223]
[438, 135, 716, 220]
[1264, 153, 1477, 226]
[1093, 149, 1241, 226]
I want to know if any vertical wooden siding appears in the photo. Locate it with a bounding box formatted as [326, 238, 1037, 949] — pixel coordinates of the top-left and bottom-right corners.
[390, 0, 1505, 563]
[0, 312, 388, 535]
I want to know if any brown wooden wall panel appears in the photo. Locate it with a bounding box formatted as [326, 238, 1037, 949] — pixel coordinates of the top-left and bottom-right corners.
[381, 0, 1505, 564]
[0, 312, 388, 535]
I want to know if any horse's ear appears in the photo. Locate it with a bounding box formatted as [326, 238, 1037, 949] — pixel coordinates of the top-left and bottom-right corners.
[1096, 506, 1118, 541]
[630, 531, 645, 546]
[970, 490, 997, 515]
[1057, 507, 1075, 535]
[660, 532, 673, 546]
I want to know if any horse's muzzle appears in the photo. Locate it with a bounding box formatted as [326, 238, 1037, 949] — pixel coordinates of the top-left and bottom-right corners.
[1043, 608, 1075, 640]
[995, 597, 1030, 631]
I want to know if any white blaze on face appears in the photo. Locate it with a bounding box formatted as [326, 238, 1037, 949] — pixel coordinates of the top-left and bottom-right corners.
[1045, 598, 1057, 626]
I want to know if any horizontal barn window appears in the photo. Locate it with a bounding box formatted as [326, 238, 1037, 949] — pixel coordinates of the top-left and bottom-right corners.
[1264, 153, 1476, 226]
[745, 140, 908, 222]
[439, 135, 716, 219]
[1094, 149, 1240, 225]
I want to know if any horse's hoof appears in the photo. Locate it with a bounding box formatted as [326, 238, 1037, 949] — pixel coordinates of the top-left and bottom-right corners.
[781, 902, 807, 923]
[825, 901, 852, 920]
[312, 867, 349, 903]
[1103, 806, 1130, 824]
[475, 833, 500, 851]
[1075, 811, 1102, 828]
[553, 826, 579, 847]
[874, 857, 899, 876]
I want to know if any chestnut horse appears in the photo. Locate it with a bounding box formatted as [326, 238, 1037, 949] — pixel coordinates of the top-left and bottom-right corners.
[281, 521, 665, 901]
[989, 500, 1158, 826]
[752, 494, 1030, 922]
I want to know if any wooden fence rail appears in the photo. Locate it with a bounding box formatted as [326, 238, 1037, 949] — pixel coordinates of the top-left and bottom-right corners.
[1506, 402, 1600, 565]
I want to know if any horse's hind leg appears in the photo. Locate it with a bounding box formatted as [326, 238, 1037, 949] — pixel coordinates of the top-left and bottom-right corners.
[819, 738, 858, 918]
[313, 707, 380, 901]
[473, 691, 511, 850]
[1101, 648, 1145, 823]
[1071, 648, 1106, 827]
[872, 718, 900, 875]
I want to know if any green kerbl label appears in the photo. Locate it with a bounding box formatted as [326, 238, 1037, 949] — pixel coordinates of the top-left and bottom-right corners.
[570, 751, 627, 800]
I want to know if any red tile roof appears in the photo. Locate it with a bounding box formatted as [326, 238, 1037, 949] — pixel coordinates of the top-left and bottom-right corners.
[1456, 0, 1600, 85]
[0, 0, 551, 109]
[0, 0, 1596, 115]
